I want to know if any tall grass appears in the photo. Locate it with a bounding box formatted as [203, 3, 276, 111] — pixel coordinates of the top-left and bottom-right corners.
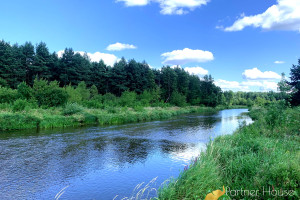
[0, 106, 217, 131]
[158, 103, 300, 200]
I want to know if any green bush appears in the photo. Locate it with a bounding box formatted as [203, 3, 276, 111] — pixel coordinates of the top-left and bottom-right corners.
[33, 79, 68, 107]
[82, 99, 103, 109]
[62, 103, 83, 116]
[65, 84, 82, 103]
[102, 93, 117, 107]
[119, 91, 137, 107]
[90, 85, 98, 99]
[17, 82, 33, 100]
[170, 91, 187, 107]
[76, 81, 90, 101]
[12, 99, 28, 112]
[0, 86, 18, 103]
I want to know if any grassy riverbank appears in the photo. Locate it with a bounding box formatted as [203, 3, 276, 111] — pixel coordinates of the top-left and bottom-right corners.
[158, 102, 300, 200]
[0, 106, 217, 131]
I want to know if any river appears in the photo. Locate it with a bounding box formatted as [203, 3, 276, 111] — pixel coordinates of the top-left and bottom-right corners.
[0, 109, 252, 200]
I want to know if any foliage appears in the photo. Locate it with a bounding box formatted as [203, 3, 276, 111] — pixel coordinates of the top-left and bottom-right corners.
[170, 91, 187, 107]
[119, 91, 137, 107]
[17, 82, 33, 99]
[0, 86, 18, 103]
[33, 79, 68, 107]
[12, 99, 28, 112]
[288, 59, 300, 106]
[62, 103, 83, 116]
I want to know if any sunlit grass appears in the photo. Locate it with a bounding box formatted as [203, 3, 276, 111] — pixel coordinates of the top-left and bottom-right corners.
[0, 106, 217, 131]
[158, 104, 300, 199]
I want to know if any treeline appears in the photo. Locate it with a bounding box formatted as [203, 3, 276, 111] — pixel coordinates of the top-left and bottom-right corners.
[222, 91, 285, 107]
[0, 40, 222, 107]
[1, 39, 298, 108]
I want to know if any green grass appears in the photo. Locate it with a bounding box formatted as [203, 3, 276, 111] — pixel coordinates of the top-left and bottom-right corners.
[158, 104, 300, 200]
[0, 106, 217, 131]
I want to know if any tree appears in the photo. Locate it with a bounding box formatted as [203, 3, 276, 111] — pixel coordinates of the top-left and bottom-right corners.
[277, 73, 291, 101]
[288, 59, 300, 106]
[161, 66, 177, 102]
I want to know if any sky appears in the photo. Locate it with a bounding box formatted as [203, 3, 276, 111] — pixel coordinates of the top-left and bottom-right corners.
[1, 0, 300, 92]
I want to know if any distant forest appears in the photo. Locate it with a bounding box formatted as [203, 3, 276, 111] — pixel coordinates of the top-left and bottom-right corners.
[0, 40, 288, 107]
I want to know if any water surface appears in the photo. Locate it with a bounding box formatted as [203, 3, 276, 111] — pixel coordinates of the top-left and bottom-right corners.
[0, 109, 252, 200]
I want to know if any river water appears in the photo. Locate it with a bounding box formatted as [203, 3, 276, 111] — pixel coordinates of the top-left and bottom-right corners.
[0, 109, 252, 200]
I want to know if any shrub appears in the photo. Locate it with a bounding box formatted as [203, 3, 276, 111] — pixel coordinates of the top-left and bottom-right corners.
[17, 82, 33, 100]
[170, 91, 187, 107]
[0, 86, 18, 103]
[62, 103, 83, 116]
[82, 99, 103, 109]
[102, 93, 117, 107]
[90, 85, 98, 99]
[12, 99, 28, 112]
[33, 79, 68, 107]
[119, 91, 137, 107]
[76, 81, 90, 101]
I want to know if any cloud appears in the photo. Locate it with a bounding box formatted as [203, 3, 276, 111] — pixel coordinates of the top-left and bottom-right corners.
[224, 0, 300, 32]
[117, 0, 210, 15]
[57, 50, 120, 66]
[242, 68, 281, 80]
[216, 79, 279, 92]
[274, 60, 285, 64]
[241, 81, 263, 87]
[184, 66, 209, 76]
[161, 48, 214, 65]
[215, 79, 249, 91]
[116, 0, 149, 6]
[106, 42, 137, 51]
[260, 81, 278, 91]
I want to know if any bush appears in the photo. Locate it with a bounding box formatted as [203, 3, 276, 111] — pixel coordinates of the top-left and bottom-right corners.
[170, 91, 187, 107]
[62, 103, 83, 116]
[102, 93, 117, 107]
[0, 86, 18, 103]
[17, 82, 33, 99]
[12, 99, 27, 112]
[82, 99, 103, 109]
[33, 79, 68, 107]
[119, 91, 137, 107]
[76, 81, 90, 101]
[90, 85, 98, 99]
[65, 84, 82, 103]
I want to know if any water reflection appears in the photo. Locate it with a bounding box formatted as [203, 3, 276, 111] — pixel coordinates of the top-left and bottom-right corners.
[0, 109, 252, 200]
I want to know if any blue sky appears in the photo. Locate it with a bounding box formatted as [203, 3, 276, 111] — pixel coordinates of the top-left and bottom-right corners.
[1, 0, 299, 91]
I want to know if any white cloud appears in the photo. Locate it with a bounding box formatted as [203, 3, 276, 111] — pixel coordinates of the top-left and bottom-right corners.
[215, 79, 249, 91]
[161, 48, 214, 65]
[57, 50, 120, 66]
[260, 81, 278, 91]
[224, 0, 300, 32]
[274, 60, 285, 64]
[216, 79, 279, 92]
[116, 0, 149, 6]
[106, 42, 137, 51]
[117, 0, 210, 15]
[184, 66, 208, 76]
[241, 81, 263, 87]
[242, 68, 281, 80]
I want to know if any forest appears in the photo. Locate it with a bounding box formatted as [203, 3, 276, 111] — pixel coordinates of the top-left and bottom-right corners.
[0, 39, 294, 108]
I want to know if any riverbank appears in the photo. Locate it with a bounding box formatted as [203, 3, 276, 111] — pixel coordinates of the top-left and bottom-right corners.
[158, 103, 300, 200]
[0, 106, 218, 131]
